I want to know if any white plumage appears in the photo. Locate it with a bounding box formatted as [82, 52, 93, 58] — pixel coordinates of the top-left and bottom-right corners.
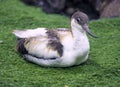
[13, 11, 96, 67]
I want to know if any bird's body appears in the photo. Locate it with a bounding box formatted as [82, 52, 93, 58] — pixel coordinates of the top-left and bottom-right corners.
[13, 11, 96, 67]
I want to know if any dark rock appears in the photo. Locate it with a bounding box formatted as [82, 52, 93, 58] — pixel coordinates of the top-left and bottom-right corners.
[21, 0, 120, 19]
[100, 0, 120, 18]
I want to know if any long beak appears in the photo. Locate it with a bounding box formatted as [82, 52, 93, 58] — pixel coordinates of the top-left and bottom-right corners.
[83, 24, 97, 38]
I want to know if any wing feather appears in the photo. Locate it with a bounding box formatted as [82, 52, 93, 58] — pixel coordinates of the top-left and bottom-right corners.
[14, 28, 72, 60]
[13, 28, 47, 38]
[23, 36, 61, 59]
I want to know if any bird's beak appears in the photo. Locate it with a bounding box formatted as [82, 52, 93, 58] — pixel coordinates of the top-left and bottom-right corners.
[83, 24, 97, 38]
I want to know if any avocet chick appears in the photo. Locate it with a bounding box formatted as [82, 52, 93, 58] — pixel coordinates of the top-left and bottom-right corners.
[13, 11, 97, 67]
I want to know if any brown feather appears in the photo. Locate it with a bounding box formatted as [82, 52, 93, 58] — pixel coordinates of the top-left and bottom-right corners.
[46, 30, 63, 57]
[16, 38, 29, 55]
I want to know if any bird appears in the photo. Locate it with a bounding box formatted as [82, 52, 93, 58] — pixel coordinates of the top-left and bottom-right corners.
[13, 11, 97, 67]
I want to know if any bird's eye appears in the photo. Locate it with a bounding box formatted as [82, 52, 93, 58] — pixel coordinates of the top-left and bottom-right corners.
[76, 18, 81, 23]
[76, 18, 84, 25]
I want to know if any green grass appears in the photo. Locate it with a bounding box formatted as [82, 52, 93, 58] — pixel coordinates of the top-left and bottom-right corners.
[0, 0, 120, 87]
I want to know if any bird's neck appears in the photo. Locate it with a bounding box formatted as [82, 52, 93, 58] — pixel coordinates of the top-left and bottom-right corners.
[71, 25, 87, 39]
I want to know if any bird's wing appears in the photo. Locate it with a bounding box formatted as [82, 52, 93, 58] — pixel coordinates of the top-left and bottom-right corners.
[55, 28, 73, 42]
[13, 28, 47, 38]
[16, 29, 64, 60]
[56, 28, 72, 35]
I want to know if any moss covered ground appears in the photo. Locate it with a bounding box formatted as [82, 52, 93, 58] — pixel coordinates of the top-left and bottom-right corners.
[0, 0, 120, 87]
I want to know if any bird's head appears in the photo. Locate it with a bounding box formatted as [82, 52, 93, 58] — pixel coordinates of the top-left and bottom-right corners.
[71, 11, 97, 38]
